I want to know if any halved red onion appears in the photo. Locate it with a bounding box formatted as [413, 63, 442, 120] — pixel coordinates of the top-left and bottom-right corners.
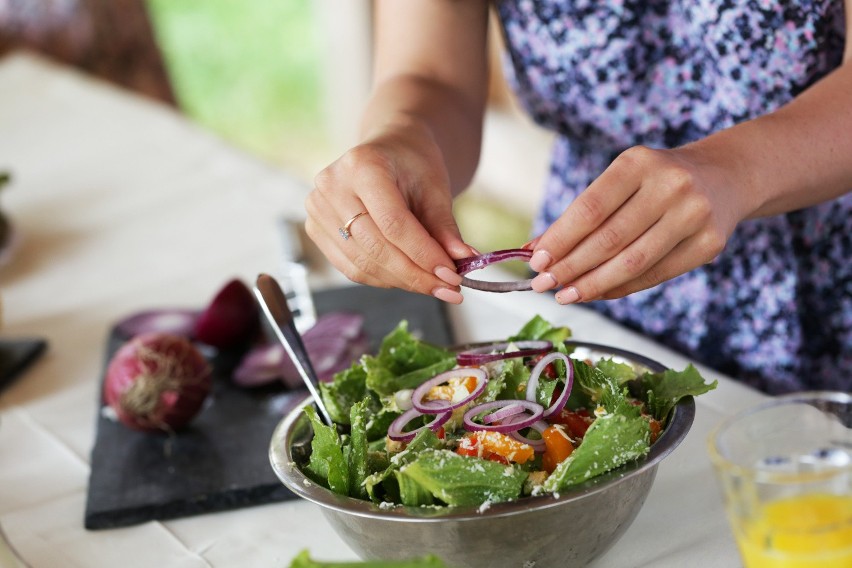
[387, 407, 451, 442]
[507, 418, 548, 453]
[462, 399, 543, 433]
[526, 352, 574, 418]
[114, 309, 200, 339]
[454, 249, 535, 292]
[411, 367, 488, 414]
[456, 340, 552, 366]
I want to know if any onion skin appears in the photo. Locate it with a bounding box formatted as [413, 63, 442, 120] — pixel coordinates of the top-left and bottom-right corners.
[103, 333, 212, 433]
[193, 279, 259, 349]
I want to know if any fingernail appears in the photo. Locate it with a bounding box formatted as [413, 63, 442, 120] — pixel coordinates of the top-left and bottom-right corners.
[529, 250, 553, 272]
[531, 272, 558, 292]
[468, 245, 481, 256]
[432, 287, 464, 304]
[434, 265, 463, 286]
[521, 236, 541, 250]
[555, 286, 581, 305]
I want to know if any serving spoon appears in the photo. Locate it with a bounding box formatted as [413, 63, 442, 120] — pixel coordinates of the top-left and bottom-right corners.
[253, 273, 334, 426]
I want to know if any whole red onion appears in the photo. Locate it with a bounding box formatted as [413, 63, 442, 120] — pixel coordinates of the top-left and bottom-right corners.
[103, 333, 212, 433]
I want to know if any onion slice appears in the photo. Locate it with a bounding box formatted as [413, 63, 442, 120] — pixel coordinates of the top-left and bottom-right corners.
[454, 249, 535, 292]
[411, 367, 488, 414]
[114, 309, 200, 339]
[387, 407, 451, 442]
[462, 399, 543, 433]
[507, 418, 548, 452]
[526, 352, 575, 418]
[456, 340, 552, 366]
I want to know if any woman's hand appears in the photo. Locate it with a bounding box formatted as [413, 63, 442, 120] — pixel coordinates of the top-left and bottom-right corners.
[305, 120, 475, 304]
[527, 145, 750, 303]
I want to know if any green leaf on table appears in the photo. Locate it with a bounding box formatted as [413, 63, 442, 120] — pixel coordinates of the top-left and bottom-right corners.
[304, 406, 350, 496]
[288, 549, 451, 567]
[640, 364, 717, 422]
[398, 449, 527, 507]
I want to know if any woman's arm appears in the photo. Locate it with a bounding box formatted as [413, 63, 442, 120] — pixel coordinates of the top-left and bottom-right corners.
[529, 2, 852, 303]
[305, 0, 489, 302]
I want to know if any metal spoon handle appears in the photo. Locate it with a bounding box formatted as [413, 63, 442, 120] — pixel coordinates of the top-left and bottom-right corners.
[253, 273, 334, 425]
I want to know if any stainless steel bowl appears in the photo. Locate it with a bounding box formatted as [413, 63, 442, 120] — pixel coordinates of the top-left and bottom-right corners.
[270, 341, 695, 568]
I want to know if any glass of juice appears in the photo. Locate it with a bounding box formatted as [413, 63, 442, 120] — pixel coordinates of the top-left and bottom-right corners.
[709, 391, 852, 568]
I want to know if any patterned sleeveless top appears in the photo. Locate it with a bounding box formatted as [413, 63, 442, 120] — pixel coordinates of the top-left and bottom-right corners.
[495, 0, 851, 394]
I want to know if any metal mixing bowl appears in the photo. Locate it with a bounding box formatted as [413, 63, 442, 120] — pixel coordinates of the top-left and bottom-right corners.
[269, 341, 695, 568]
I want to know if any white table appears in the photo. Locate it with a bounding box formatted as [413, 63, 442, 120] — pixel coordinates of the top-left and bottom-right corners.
[0, 52, 765, 567]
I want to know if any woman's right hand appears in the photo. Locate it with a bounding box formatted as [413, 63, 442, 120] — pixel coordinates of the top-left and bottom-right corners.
[304, 118, 476, 304]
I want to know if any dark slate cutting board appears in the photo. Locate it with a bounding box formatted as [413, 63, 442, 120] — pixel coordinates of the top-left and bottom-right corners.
[84, 285, 454, 530]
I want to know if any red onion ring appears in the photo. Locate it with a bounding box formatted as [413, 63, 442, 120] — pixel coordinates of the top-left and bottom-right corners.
[507, 418, 548, 452]
[456, 340, 553, 366]
[526, 352, 574, 418]
[482, 402, 525, 424]
[387, 407, 451, 443]
[411, 368, 488, 414]
[454, 249, 535, 292]
[462, 399, 543, 433]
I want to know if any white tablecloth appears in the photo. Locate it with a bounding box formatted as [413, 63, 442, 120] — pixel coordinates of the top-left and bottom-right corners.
[0, 52, 765, 568]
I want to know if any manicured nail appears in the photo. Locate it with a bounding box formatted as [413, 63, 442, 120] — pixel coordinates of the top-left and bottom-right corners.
[521, 236, 541, 250]
[555, 286, 581, 305]
[432, 287, 464, 304]
[531, 272, 558, 292]
[468, 245, 481, 256]
[529, 250, 553, 272]
[434, 265, 463, 286]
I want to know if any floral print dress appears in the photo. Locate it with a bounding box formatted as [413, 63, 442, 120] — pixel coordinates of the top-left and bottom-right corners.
[494, 0, 851, 394]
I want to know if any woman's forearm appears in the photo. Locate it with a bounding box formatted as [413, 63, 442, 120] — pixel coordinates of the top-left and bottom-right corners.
[360, 74, 486, 195]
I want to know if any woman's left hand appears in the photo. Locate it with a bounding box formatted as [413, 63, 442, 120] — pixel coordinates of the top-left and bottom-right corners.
[527, 144, 750, 303]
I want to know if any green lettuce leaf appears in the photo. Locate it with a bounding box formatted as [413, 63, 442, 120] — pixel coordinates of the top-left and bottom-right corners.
[320, 363, 368, 425]
[508, 315, 572, 344]
[364, 428, 443, 502]
[397, 449, 527, 507]
[347, 399, 370, 499]
[640, 364, 717, 421]
[304, 406, 350, 496]
[544, 402, 650, 492]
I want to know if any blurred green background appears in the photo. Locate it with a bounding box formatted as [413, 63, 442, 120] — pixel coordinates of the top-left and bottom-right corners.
[147, 0, 531, 256]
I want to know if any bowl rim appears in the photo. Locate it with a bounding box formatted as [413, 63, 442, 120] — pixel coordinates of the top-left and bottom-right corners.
[269, 339, 696, 522]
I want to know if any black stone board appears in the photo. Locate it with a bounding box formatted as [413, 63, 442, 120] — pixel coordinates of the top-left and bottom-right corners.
[84, 285, 454, 530]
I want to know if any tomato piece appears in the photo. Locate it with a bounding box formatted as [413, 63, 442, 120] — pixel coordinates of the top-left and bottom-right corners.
[541, 424, 574, 473]
[646, 416, 662, 443]
[549, 408, 593, 439]
[455, 431, 534, 464]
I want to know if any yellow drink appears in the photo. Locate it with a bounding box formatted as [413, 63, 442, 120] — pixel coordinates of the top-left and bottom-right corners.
[735, 493, 852, 568]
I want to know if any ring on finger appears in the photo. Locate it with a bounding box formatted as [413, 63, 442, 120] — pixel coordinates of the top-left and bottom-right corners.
[339, 211, 369, 240]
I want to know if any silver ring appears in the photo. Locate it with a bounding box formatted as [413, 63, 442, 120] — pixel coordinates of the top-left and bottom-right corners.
[338, 211, 368, 240]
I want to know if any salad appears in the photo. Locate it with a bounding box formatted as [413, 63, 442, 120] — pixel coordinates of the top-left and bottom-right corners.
[299, 316, 715, 509]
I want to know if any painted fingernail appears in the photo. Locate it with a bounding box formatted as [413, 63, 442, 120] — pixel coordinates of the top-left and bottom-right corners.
[434, 265, 463, 286]
[555, 286, 581, 305]
[529, 250, 553, 272]
[432, 287, 464, 304]
[531, 272, 558, 292]
[468, 245, 482, 256]
[521, 236, 541, 250]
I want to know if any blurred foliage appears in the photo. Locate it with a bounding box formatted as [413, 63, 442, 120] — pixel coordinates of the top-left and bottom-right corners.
[147, 0, 329, 175]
